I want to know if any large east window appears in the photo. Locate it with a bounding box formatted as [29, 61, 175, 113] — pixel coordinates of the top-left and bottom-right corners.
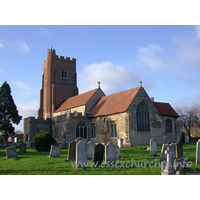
[136, 101, 150, 132]
[76, 121, 87, 138]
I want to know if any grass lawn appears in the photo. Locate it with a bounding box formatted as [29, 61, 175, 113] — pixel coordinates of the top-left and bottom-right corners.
[0, 143, 199, 175]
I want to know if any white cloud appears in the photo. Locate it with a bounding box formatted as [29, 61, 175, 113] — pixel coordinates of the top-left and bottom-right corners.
[0, 42, 4, 48]
[78, 61, 141, 95]
[17, 42, 30, 52]
[39, 28, 51, 35]
[11, 81, 31, 90]
[137, 43, 164, 71]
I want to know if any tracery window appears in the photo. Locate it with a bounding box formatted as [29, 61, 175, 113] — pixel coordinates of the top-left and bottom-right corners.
[136, 101, 150, 132]
[76, 121, 87, 138]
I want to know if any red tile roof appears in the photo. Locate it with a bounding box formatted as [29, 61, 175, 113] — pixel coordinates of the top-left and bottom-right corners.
[55, 88, 99, 113]
[90, 86, 141, 117]
[152, 102, 179, 117]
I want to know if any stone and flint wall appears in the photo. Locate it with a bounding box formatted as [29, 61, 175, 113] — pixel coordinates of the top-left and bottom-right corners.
[24, 117, 52, 147]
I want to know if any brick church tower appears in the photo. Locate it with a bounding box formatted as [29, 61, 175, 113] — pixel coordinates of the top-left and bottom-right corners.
[38, 48, 79, 119]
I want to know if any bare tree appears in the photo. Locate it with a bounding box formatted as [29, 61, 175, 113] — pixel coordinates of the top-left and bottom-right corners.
[176, 104, 200, 141]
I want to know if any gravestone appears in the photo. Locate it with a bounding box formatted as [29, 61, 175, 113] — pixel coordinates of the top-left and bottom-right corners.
[150, 139, 157, 156]
[87, 141, 95, 159]
[105, 142, 116, 164]
[68, 141, 76, 161]
[6, 146, 17, 159]
[196, 140, 200, 164]
[26, 141, 31, 148]
[2, 141, 7, 146]
[93, 143, 104, 167]
[115, 145, 121, 158]
[20, 143, 26, 153]
[176, 142, 183, 159]
[14, 137, 17, 143]
[174, 157, 186, 171]
[118, 139, 124, 148]
[12, 141, 16, 146]
[49, 145, 61, 158]
[169, 143, 175, 161]
[159, 143, 168, 162]
[161, 146, 175, 175]
[185, 135, 189, 143]
[75, 137, 82, 143]
[76, 139, 87, 168]
[8, 137, 12, 143]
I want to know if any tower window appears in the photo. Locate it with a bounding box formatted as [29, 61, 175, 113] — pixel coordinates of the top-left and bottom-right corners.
[61, 70, 68, 79]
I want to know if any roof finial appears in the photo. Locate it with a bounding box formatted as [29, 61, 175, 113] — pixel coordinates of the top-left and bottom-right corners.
[51, 30, 53, 50]
[140, 80, 143, 86]
[97, 81, 101, 88]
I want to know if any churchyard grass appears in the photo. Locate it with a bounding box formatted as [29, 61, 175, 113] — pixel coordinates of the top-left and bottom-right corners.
[0, 143, 199, 175]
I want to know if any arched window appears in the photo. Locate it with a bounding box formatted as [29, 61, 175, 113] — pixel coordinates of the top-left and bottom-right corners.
[165, 118, 172, 133]
[76, 121, 87, 138]
[136, 101, 150, 132]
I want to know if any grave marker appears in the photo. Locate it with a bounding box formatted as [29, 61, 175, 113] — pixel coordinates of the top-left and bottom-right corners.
[174, 157, 186, 171]
[68, 141, 76, 161]
[105, 142, 116, 164]
[49, 145, 61, 158]
[76, 139, 87, 168]
[159, 143, 168, 162]
[6, 146, 17, 159]
[87, 141, 95, 159]
[93, 143, 104, 167]
[196, 140, 200, 164]
[176, 142, 183, 159]
[20, 143, 26, 153]
[150, 138, 157, 156]
[26, 141, 31, 148]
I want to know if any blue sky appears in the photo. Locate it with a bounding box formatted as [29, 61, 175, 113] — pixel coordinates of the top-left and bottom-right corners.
[0, 25, 200, 132]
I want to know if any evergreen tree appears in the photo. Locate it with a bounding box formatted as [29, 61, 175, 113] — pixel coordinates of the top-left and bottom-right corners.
[0, 81, 22, 141]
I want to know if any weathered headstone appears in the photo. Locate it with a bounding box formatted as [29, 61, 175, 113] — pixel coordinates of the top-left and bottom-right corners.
[176, 142, 183, 159]
[75, 137, 82, 143]
[185, 134, 189, 143]
[26, 141, 31, 148]
[174, 157, 186, 171]
[76, 139, 87, 168]
[150, 138, 157, 156]
[87, 141, 95, 159]
[117, 139, 124, 148]
[105, 142, 116, 164]
[196, 140, 200, 164]
[169, 143, 175, 161]
[6, 146, 17, 159]
[159, 143, 168, 162]
[14, 137, 17, 143]
[115, 145, 121, 158]
[20, 143, 26, 153]
[12, 141, 16, 146]
[68, 141, 76, 161]
[2, 141, 7, 146]
[8, 137, 12, 143]
[93, 143, 104, 167]
[161, 146, 175, 175]
[49, 145, 61, 158]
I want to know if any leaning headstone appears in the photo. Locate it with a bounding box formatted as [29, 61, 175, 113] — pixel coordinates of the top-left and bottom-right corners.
[176, 142, 183, 159]
[6, 146, 17, 159]
[87, 141, 95, 159]
[150, 139, 157, 156]
[159, 143, 168, 162]
[68, 141, 76, 161]
[26, 141, 31, 148]
[2, 141, 7, 146]
[174, 157, 186, 171]
[49, 145, 61, 158]
[196, 140, 200, 164]
[105, 142, 116, 164]
[161, 146, 175, 175]
[93, 143, 104, 167]
[169, 143, 175, 161]
[20, 143, 26, 153]
[76, 139, 87, 168]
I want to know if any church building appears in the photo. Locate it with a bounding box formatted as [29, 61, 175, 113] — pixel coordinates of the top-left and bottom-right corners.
[24, 48, 180, 147]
